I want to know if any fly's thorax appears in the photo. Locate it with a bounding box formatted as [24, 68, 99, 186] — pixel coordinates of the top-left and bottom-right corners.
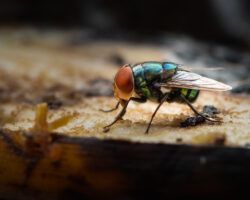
[132, 63, 160, 100]
[132, 62, 179, 101]
[132, 64, 149, 98]
[132, 61, 178, 83]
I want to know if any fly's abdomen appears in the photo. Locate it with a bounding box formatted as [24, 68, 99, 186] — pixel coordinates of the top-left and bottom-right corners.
[181, 88, 200, 102]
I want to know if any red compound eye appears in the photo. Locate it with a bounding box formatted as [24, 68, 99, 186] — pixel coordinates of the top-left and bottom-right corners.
[114, 64, 134, 100]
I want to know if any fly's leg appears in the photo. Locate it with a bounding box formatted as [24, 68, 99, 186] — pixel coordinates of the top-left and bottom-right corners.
[180, 95, 220, 122]
[103, 100, 130, 132]
[145, 93, 169, 134]
[103, 97, 146, 132]
[100, 102, 120, 112]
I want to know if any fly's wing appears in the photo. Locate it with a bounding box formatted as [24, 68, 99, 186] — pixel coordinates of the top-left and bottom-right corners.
[178, 66, 224, 72]
[160, 70, 232, 91]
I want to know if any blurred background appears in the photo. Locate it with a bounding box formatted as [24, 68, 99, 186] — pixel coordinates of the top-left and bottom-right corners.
[0, 0, 249, 95]
[0, 0, 249, 49]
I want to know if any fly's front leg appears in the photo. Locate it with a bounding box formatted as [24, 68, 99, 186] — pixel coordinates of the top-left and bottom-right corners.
[180, 95, 220, 122]
[103, 100, 130, 132]
[100, 101, 120, 112]
[103, 97, 146, 132]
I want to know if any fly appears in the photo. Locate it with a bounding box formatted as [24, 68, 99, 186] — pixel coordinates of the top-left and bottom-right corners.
[100, 61, 232, 134]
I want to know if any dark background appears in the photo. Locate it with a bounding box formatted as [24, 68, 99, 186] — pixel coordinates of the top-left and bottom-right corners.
[0, 0, 250, 49]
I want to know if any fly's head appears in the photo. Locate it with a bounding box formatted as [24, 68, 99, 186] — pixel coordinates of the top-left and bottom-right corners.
[114, 64, 134, 106]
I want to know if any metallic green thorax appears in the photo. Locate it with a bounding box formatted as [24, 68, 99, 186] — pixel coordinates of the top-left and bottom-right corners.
[132, 62, 199, 102]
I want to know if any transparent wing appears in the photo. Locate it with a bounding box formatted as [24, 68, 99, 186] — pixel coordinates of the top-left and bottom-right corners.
[178, 66, 224, 72]
[161, 70, 232, 91]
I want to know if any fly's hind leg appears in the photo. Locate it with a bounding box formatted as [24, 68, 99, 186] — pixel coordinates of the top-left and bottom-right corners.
[180, 95, 220, 122]
[100, 101, 120, 112]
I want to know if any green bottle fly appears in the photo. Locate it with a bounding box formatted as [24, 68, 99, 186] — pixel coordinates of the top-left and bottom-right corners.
[102, 61, 232, 133]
